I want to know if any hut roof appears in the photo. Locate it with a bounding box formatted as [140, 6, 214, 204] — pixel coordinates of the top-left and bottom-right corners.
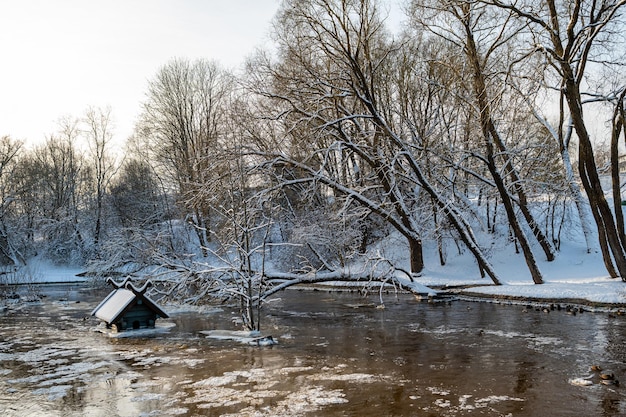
[91, 278, 169, 325]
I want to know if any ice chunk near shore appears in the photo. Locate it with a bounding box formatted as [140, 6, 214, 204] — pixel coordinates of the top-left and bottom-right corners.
[200, 330, 278, 346]
[402, 281, 438, 299]
[569, 377, 594, 386]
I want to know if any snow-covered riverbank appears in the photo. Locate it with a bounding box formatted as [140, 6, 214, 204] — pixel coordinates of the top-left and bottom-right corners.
[381, 234, 626, 306]
[4, 234, 626, 308]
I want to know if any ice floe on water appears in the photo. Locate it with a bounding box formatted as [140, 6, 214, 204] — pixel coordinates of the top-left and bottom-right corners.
[0, 321, 374, 417]
[166, 363, 381, 415]
[31, 384, 74, 401]
[309, 372, 382, 383]
[200, 329, 279, 346]
[428, 386, 451, 396]
[569, 377, 594, 386]
[183, 375, 348, 415]
[424, 389, 525, 414]
[112, 346, 206, 369]
[131, 392, 166, 402]
[414, 324, 565, 353]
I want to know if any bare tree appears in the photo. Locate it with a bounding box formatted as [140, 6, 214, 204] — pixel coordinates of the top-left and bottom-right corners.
[250, 0, 502, 283]
[411, 1, 552, 283]
[11, 153, 39, 248]
[142, 100, 280, 330]
[480, 0, 626, 279]
[136, 58, 233, 256]
[83, 106, 118, 248]
[32, 118, 88, 263]
[110, 158, 165, 228]
[610, 88, 626, 245]
[0, 136, 24, 265]
[205, 144, 275, 331]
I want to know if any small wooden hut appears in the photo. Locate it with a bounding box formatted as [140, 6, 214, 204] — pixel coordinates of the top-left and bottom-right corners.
[91, 277, 169, 332]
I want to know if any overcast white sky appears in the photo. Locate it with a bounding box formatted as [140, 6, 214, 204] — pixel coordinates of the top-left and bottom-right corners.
[0, 0, 281, 145]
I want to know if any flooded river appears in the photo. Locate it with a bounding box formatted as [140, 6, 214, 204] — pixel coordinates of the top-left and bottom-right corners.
[1, 284, 626, 416]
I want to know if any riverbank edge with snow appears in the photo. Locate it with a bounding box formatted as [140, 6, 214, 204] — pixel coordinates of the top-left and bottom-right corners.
[453, 290, 626, 310]
[4, 236, 626, 310]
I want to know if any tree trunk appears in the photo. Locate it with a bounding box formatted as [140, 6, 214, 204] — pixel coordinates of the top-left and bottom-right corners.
[541, 0, 626, 280]
[94, 192, 102, 247]
[433, 201, 446, 266]
[491, 124, 556, 261]
[597, 225, 618, 278]
[408, 235, 424, 275]
[0, 232, 15, 266]
[487, 154, 544, 284]
[365, 121, 502, 284]
[192, 207, 209, 257]
[418, 177, 501, 285]
[361, 98, 502, 284]
[611, 92, 626, 248]
[560, 145, 596, 253]
[564, 73, 626, 279]
[463, 13, 543, 283]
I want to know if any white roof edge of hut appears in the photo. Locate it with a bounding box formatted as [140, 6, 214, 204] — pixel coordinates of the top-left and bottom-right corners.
[92, 288, 136, 323]
[91, 278, 169, 325]
[90, 288, 119, 317]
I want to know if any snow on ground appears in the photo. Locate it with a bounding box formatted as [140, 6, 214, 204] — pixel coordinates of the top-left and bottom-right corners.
[372, 226, 626, 305]
[417, 235, 626, 305]
[1, 256, 85, 285]
[6, 227, 626, 306]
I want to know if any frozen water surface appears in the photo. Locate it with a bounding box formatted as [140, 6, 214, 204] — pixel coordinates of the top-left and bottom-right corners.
[1, 284, 626, 416]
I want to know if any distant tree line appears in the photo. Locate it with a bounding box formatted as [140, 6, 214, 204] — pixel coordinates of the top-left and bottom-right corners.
[2, 1, 626, 308]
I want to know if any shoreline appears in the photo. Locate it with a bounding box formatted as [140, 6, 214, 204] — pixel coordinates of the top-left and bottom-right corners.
[451, 291, 626, 312]
[4, 280, 626, 315]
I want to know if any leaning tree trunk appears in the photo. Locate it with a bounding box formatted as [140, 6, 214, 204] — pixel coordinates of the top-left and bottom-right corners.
[359, 108, 502, 284]
[486, 151, 544, 284]
[564, 73, 626, 280]
[561, 144, 597, 253]
[540, 0, 626, 280]
[464, 18, 543, 284]
[611, 91, 626, 248]
[334, 20, 501, 285]
[361, 107, 502, 284]
[496, 143, 556, 261]
[578, 122, 626, 278]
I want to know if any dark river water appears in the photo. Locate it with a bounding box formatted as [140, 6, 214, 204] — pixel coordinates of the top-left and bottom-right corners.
[1, 284, 626, 416]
